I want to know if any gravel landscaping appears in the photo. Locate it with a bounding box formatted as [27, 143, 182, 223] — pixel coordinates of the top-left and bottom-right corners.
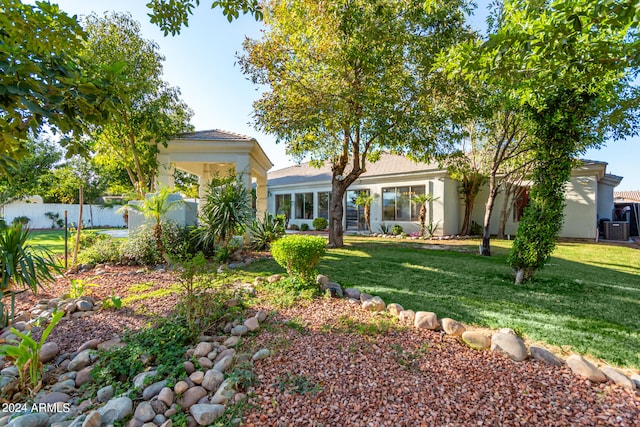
[2, 266, 639, 426]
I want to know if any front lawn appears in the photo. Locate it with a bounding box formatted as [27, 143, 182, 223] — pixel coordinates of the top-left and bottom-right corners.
[245, 237, 640, 369]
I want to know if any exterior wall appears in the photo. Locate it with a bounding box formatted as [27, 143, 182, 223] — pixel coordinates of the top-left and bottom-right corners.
[440, 178, 460, 236]
[597, 182, 615, 221]
[560, 175, 598, 239]
[128, 194, 198, 231]
[1, 202, 126, 229]
[268, 174, 449, 235]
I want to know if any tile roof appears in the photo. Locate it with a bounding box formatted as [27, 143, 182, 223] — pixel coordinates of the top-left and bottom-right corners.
[614, 191, 640, 202]
[173, 129, 255, 141]
[268, 153, 440, 186]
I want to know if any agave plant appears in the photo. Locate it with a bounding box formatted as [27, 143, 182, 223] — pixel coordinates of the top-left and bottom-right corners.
[196, 175, 252, 252]
[0, 223, 59, 326]
[249, 212, 286, 250]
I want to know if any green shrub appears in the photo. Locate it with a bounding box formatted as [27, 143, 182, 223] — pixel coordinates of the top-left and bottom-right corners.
[312, 217, 328, 231]
[249, 212, 285, 250]
[391, 224, 403, 236]
[122, 225, 163, 265]
[300, 223, 309, 231]
[270, 235, 326, 282]
[79, 236, 123, 264]
[11, 216, 30, 226]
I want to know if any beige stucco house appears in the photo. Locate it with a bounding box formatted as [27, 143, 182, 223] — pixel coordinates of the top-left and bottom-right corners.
[266, 154, 622, 240]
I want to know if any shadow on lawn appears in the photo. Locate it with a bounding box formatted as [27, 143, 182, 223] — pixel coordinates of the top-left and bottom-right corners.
[314, 241, 640, 369]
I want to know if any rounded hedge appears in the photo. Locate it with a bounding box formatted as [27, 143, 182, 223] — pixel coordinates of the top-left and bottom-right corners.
[312, 217, 328, 230]
[270, 235, 327, 282]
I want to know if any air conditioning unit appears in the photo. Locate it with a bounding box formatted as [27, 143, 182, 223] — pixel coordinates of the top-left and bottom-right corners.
[608, 221, 630, 241]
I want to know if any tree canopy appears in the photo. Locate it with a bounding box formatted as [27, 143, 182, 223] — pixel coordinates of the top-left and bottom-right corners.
[81, 12, 194, 198]
[0, 0, 115, 168]
[241, 0, 472, 246]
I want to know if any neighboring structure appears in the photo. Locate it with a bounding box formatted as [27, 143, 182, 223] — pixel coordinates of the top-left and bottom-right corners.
[266, 154, 622, 240]
[613, 191, 640, 238]
[157, 129, 274, 219]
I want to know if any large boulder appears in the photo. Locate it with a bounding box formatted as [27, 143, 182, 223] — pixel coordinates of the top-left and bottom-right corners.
[97, 397, 133, 424]
[441, 318, 466, 337]
[601, 367, 636, 390]
[529, 346, 563, 367]
[566, 355, 607, 382]
[490, 332, 528, 362]
[414, 312, 439, 330]
[362, 296, 385, 312]
[386, 303, 404, 317]
[398, 310, 415, 325]
[461, 331, 491, 350]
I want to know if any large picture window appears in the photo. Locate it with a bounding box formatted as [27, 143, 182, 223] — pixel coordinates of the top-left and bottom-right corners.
[275, 194, 292, 218]
[382, 185, 426, 221]
[317, 192, 331, 219]
[295, 192, 314, 219]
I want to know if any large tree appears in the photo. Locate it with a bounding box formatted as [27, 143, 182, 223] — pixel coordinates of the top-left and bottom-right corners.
[81, 12, 194, 199]
[241, 0, 471, 247]
[0, 1, 115, 165]
[448, 0, 639, 282]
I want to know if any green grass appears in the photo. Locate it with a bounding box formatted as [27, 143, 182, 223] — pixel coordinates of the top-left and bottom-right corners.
[245, 237, 640, 369]
[30, 229, 122, 256]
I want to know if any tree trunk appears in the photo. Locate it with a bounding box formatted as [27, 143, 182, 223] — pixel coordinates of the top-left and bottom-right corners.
[364, 205, 370, 232]
[481, 175, 499, 256]
[460, 194, 475, 235]
[497, 182, 512, 239]
[328, 180, 348, 247]
[72, 184, 83, 269]
[419, 204, 426, 236]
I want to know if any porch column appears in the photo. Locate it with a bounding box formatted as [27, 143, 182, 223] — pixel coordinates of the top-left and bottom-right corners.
[235, 156, 252, 192]
[157, 154, 174, 189]
[198, 163, 211, 200]
[256, 174, 268, 218]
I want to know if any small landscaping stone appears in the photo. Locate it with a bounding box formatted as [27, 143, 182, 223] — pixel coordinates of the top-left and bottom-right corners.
[255, 310, 267, 322]
[36, 391, 71, 404]
[142, 380, 168, 400]
[52, 379, 76, 393]
[40, 342, 60, 363]
[189, 371, 204, 385]
[75, 366, 93, 387]
[184, 361, 195, 375]
[566, 355, 607, 382]
[193, 342, 214, 358]
[359, 293, 372, 302]
[77, 338, 101, 352]
[197, 357, 213, 369]
[8, 413, 50, 427]
[97, 385, 114, 403]
[98, 337, 124, 351]
[224, 336, 240, 347]
[150, 399, 168, 415]
[213, 356, 233, 373]
[68, 349, 93, 372]
[133, 371, 158, 388]
[267, 274, 282, 283]
[158, 388, 174, 407]
[244, 317, 260, 332]
[252, 348, 270, 361]
[631, 374, 640, 389]
[315, 274, 330, 285]
[462, 331, 491, 350]
[81, 411, 101, 427]
[174, 381, 189, 394]
[202, 370, 224, 392]
[134, 402, 156, 423]
[190, 404, 225, 426]
[97, 397, 133, 425]
[178, 386, 207, 409]
[441, 318, 466, 336]
[231, 325, 248, 336]
[214, 349, 236, 364]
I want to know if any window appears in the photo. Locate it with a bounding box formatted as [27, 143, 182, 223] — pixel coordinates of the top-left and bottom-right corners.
[295, 192, 314, 219]
[275, 194, 292, 218]
[317, 192, 331, 219]
[382, 185, 426, 221]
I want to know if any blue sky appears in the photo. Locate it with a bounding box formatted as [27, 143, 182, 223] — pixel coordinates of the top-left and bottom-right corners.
[51, 0, 639, 190]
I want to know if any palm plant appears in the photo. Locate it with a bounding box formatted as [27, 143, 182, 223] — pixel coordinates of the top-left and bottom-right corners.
[0, 223, 59, 326]
[196, 175, 252, 252]
[411, 193, 439, 237]
[119, 187, 184, 254]
[353, 192, 378, 232]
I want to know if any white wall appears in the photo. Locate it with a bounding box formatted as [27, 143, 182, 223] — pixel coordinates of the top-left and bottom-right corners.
[1, 202, 126, 229]
[561, 175, 598, 239]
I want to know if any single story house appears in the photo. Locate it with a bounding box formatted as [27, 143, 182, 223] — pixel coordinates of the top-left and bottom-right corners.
[266, 153, 623, 240]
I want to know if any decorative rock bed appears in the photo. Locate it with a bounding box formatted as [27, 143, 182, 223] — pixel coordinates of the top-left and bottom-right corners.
[315, 273, 640, 391]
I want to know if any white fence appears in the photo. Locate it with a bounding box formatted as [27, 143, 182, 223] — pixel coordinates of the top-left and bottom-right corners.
[1, 201, 126, 229]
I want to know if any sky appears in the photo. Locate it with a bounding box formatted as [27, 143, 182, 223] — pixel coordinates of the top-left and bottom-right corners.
[49, 0, 640, 190]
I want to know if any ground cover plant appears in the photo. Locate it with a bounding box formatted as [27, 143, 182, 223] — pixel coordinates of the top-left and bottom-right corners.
[245, 236, 640, 369]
